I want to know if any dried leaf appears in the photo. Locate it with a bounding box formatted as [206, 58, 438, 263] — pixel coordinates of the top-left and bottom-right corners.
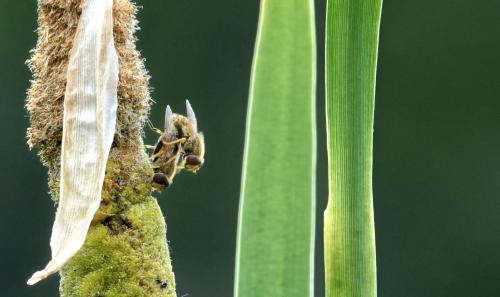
[27, 0, 118, 285]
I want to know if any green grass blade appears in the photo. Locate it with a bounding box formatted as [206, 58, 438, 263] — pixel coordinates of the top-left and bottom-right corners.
[234, 1, 317, 296]
[324, 1, 383, 297]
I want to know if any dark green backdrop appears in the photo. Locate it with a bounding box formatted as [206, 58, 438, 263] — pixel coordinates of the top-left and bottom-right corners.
[1, 1, 499, 296]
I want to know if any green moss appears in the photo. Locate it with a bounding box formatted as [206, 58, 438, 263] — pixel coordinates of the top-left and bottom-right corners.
[61, 198, 175, 297]
[99, 152, 154, 211]
[60, 149, 176, 297]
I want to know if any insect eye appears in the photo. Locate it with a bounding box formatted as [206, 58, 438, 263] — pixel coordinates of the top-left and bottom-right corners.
[153, 172, 170, 187]
[185, 155, 201, 166]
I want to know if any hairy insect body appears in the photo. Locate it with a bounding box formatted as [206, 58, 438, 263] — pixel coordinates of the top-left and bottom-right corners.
[174, 116, 205, 172]
[150, 100, 205, 191]
[150, 131, 181, 189]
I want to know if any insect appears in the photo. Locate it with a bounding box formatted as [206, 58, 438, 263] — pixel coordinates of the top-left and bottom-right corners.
[147, 100, 205, 190]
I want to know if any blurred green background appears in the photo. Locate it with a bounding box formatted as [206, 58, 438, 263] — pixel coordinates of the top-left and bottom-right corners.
[1, 0, 499, 296]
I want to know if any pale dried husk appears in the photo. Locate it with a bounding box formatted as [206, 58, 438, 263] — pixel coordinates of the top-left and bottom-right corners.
[27, 0, 118, 285]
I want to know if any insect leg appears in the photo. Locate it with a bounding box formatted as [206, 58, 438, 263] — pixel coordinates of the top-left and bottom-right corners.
[150, 147, 180, 161]
[162, 137, 186, 146]
[147, 119, 164, 135]
[150, 150, 164, 159]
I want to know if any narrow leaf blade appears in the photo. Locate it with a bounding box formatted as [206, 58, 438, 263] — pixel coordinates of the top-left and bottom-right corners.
[324, 0, 383, 297]
[234, 1, 317, 296]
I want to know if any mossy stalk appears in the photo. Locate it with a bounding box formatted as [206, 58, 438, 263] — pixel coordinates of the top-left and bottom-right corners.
[26, 0, 176, 296]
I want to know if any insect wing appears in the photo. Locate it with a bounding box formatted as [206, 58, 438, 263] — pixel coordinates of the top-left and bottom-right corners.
[186, 100, 198, 133]
[151, 137, 164, 162]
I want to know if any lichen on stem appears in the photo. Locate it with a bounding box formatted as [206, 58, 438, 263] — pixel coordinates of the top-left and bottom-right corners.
[26, 0, 176, 296]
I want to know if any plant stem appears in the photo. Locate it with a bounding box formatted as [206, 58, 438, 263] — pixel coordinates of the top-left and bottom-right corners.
[26, 1, 176, 296]
[324, 0, 383, 296]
